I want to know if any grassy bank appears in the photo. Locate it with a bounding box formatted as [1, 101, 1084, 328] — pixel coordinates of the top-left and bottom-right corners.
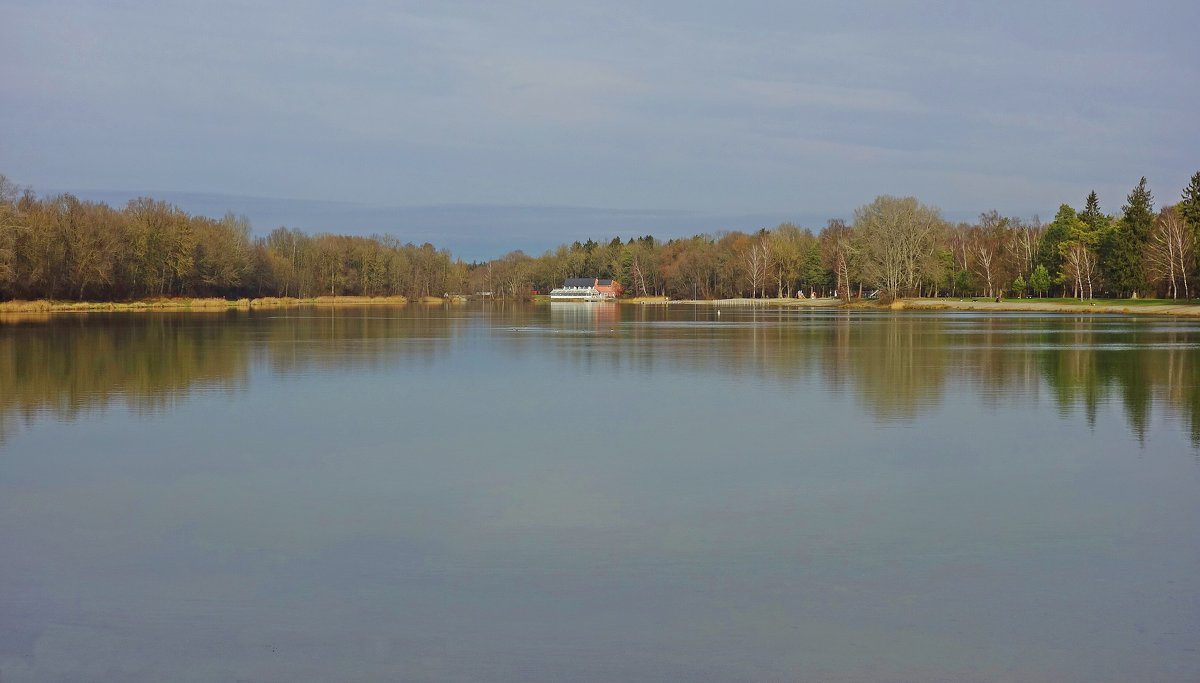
[896, 297, 1200, 316]
[646, 297, 842, 307]
[10, 294, 1200, 318]
[0, 295, 412, 315]
[533, 295, 840, 306]
[1001, 297, 1195, 307]
[628, 295, 1200, 315]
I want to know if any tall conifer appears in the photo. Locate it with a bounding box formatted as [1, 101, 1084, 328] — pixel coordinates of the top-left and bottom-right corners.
[1080, 190, 1105, 232]
[1179, 171, 1200, 234]
[1123, 177, 1155, 240]
[1101, 178, 1154, 297]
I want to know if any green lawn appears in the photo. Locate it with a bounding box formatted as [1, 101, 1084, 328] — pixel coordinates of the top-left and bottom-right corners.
[1002, 297, 1198, 306]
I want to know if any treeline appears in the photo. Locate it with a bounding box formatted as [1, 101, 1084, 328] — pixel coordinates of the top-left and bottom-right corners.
[477, 173, 1200, 301]
[0, 175, 465, 301]
[3, 172, 1199, 302]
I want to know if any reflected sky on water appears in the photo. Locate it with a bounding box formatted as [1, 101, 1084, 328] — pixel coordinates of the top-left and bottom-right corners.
[2, 304, 1199, 682]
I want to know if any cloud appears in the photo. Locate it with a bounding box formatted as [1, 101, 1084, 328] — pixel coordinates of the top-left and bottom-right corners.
[734, 79, 927, 114]
[2, 0, 1197, 222]
[464, 55, 650, 126]
[980, 111, 1109, 137]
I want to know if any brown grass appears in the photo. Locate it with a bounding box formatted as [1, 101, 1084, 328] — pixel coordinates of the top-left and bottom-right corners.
[665, 297, 842, 307]
[876, 298, 1200, 317]
[313, 295, 409, 306]
[0, 295, 410, 315]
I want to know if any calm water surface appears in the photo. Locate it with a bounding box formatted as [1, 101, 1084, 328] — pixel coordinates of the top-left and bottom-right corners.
[2, 304, 1198, 682]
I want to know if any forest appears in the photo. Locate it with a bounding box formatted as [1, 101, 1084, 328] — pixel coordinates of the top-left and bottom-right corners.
[2, 172, 1198, 302]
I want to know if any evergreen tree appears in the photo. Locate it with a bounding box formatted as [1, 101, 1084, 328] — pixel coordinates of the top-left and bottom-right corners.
[1012, 274, 1026, 297]
[1180, 171, 1200, 235]
[954, 269, 973, 296]
[1036, 204, 1077, 284]
[1079, 190, 1111, 234]
[1101, 230, 1142, 297]
[1123, 177, 1155, 241]
[1179, 172, 1200, 282]
[1100, 178, 1154, 297]
[1029, 264, 1050, 298]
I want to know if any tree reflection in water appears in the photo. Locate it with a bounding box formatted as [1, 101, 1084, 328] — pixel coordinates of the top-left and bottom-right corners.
[3, 306, 1199, 446]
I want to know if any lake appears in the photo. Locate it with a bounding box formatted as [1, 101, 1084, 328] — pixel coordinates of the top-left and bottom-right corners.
[2, 303, 1198, 682]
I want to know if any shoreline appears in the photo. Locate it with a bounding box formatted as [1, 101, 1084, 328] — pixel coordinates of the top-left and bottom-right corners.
[623, 296, 842, 307]
[0, 295, 415, 315]
[5, 294, 1200, 318]
[626, 295, 1200, 316]
[894, 297, 1200, 316]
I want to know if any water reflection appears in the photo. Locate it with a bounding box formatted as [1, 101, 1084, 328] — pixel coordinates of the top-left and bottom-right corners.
[252, 306, 471, 376]
[548, 301, 620, 328]
[3, 305, 1199, 682]
[0, 314, 251, 443]
[3, 306, 1200, 445]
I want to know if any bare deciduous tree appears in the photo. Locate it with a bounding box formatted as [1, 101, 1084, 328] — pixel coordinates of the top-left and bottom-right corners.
[1008, 215, 1042, 281]
[745, 236, 769, 298]
[1061, 240, 1099, 300]
[854, 196, 944, 298]
[819, 219, 856, 301]
[1146, 207, 1194, 299]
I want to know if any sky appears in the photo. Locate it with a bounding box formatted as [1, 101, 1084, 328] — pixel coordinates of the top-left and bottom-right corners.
[2, 0, 1198, 258]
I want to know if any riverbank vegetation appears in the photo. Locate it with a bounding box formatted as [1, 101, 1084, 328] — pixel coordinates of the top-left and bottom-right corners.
[0, 295, 411, 314]
[3, 172, 1198, 303]
[0, 175, 460, 301]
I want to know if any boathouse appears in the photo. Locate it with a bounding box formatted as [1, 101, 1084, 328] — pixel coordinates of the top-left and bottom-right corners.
[550, 277, 623, 301]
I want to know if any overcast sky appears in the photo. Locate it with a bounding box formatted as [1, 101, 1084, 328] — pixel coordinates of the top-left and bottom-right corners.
[3, 0, 1197, 247]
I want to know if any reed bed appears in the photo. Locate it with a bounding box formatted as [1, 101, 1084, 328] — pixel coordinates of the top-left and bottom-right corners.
[0, 295, 410, 315]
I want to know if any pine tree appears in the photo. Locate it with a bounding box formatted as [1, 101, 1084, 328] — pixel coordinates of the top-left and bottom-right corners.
[1101, 178, 1154, 297]
[1179, 172, 1200, 282]
[1081, 191, 1102, 229]
[1079, 190, 1111, 235]
[1180, 171, 1200, 234]
[1123, 177, 1155, 241]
